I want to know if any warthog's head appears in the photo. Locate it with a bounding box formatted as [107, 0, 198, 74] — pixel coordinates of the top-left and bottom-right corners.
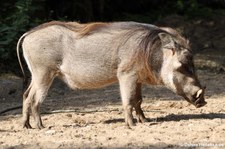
[157, 28, 206, 108]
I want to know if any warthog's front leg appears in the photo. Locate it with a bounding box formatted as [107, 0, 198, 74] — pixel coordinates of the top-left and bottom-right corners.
[134, 83, 147, 123]
[118, 72, 138, 127]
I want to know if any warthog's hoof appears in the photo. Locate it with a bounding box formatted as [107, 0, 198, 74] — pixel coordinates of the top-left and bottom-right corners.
[37, 124, 45, 130]
[23, 122, 32, 129]
[137, 116, 148, 123]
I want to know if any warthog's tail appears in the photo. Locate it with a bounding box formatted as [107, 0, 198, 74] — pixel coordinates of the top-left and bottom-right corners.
[16, 33, 29, 90]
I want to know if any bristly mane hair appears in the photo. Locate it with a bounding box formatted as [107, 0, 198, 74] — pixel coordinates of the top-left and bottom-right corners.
[122, 25, 168, 83]
[138, 28, 166, 82]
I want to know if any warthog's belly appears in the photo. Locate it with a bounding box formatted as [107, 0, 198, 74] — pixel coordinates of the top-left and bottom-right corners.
[59, 63, 118, 89]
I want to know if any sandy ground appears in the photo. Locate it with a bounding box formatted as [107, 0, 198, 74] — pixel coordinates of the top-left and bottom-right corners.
[0, 48, 225, 149]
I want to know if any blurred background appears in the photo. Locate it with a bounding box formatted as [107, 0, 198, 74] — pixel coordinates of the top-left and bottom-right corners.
[0, 0, 225, 75]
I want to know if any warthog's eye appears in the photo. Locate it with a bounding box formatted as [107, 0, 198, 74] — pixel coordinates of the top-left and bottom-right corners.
[177, 63, 194, 75]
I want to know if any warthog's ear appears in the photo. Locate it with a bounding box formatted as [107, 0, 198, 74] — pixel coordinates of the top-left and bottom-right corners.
[158, 33, 175, 54]
[158, 33, 174, 47]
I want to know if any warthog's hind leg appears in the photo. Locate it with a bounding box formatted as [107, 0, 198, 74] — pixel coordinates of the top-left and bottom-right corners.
[31, 69, 54, 129]
[22, 82, 33, 129]
[22, 68, 55, 129]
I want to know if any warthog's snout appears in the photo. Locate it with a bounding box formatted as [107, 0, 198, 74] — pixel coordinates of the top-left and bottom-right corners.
[183, 89, 207, 108]
[194, 98, 207, 108]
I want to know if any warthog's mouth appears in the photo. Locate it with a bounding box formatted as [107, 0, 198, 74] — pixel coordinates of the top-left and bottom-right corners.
[194, 98, 207, 108]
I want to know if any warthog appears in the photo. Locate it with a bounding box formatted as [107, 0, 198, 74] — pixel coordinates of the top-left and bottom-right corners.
[17, 21, 206, 129]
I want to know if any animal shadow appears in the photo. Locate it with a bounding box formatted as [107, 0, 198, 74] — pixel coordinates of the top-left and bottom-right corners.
[155, 113, 225, 122]
[103, 113, 225, 124]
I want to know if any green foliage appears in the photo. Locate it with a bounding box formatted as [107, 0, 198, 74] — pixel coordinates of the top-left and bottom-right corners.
[0, 0, 32, 61]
